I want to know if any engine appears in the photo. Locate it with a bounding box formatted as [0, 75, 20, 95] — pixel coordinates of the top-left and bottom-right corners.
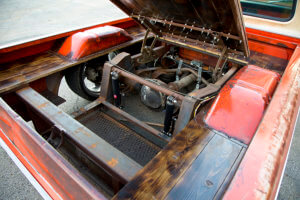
[100, 37, 236, 138]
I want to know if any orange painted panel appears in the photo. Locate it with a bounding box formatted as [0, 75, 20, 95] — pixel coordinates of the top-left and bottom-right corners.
[223, 46, 300, 200]
[248, 39, 294, 60]
[205, 65, 280, 144]
[178, 48, 218, 67]
[58, 26, 132, 60]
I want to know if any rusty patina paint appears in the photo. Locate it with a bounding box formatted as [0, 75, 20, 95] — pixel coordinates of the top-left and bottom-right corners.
[90, 143, 98, 149]
[108, 158, 119, 168]
[16, 87, 142, 184]
[74, 127, 91, 137]
[37, 102, 49, 109]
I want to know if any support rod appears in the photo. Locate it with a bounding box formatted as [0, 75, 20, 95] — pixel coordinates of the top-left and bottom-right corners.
[102, 101, 171, 142]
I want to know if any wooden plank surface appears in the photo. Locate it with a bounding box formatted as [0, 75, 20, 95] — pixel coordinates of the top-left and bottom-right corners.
[113, 118, 245, 200]
[0, 52, 71, 94]
[166, 134, 243, 200]
[113, 120, 214, 200]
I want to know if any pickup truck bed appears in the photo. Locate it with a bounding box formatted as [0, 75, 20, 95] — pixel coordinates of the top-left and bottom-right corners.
[0, 0, 299, 199]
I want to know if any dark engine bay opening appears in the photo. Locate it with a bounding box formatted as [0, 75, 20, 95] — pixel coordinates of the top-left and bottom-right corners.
[62, 38, 241, 196]
[66, 37, 237, 144]
[62, 32, 241, 163]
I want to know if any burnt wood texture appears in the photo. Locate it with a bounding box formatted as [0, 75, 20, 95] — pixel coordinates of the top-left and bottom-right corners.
[113, 118, 245, 200]
[166, 134, 244, 200]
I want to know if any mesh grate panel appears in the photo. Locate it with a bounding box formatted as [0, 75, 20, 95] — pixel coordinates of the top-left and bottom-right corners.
[79, 111, 161, 166]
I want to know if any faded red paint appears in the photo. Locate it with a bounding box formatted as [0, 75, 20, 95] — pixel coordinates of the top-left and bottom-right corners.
[205, 65, 280, 144]
[246, 27, 300, 61]
[0, 41, 54, 64]
[223, 46, 300, 199]
[246, 27, 300, 49]
[248, 39, 294, 60]
[58, 26, 132, 60]
[178, 48, 219, 67]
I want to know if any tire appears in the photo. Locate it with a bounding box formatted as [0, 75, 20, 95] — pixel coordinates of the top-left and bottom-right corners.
[65, 64, 100, 100]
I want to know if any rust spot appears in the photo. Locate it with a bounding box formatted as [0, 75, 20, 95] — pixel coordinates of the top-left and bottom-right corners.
[107, 158, 118, 167]
[37, 102, 48, 109]
[90, 143, 97, 149]
[81, 129, 91, 137]
[97, 98, 104, 103]
[74, 127, 91, 137]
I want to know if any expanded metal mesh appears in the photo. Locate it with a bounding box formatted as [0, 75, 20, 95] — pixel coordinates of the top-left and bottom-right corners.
[79, 111, 161, 166]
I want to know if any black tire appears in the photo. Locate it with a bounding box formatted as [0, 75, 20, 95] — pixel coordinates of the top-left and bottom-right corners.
[65, 64, 99, 100]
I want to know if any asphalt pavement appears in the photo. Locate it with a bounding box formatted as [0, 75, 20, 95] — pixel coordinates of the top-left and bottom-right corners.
[0, 145, 42, 200]
[0, 0, 126, 49]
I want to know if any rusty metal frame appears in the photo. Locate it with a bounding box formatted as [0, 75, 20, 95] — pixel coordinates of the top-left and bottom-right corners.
[101, 100, 171, 142]
[131, 15, 241, 41]
[159, 36, 248, 65]
[98, 61, 173, 142]
[102, 52, 240, 136]
[16, 87, 142, 185]
[111, 66, 185, 101]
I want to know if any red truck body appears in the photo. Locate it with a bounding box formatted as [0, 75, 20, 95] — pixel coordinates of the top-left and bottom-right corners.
[0, 0, 299, 199]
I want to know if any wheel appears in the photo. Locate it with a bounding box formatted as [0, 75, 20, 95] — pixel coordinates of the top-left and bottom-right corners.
[65, 63, 102, 100]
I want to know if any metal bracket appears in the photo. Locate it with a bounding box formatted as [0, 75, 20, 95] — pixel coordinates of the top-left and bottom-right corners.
[190, 60, 203, 89]
[213, 46, 227, 83]
[47, 125, 64, 148]
[176, 60, 183, 81]
[137, 29, 158, 64]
